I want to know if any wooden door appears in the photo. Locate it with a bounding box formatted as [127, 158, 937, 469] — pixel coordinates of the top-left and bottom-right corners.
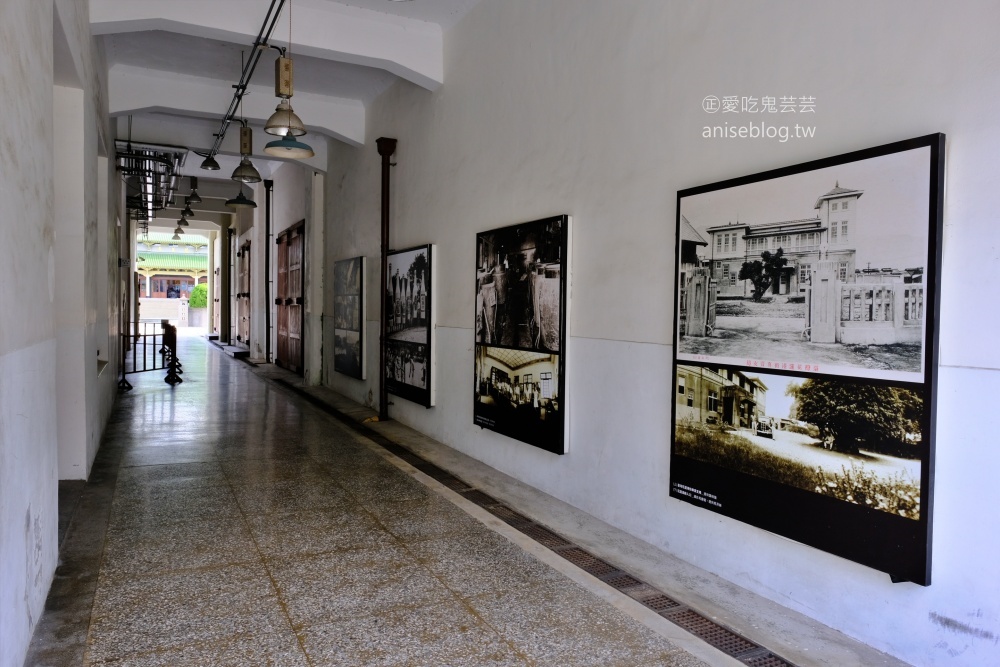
[236, 241, 251, 346]
[275, 221, 304, 373]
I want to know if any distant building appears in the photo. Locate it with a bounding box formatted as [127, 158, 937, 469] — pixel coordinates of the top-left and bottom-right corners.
[704, 183, 862, 298]
[676, 365, 767, 430]
[136, 232, 210, 298]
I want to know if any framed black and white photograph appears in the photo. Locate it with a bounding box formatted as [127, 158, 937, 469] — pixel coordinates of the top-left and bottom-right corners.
[333, 256, 365, 379]
[385, 244, 435, 407]
[671, 134, 944, 585]
[474, 215, 570, 454]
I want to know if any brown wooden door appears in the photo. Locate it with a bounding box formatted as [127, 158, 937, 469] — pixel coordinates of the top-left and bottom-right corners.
[237, 241, 251, 346]
[275, 222, 304, 373]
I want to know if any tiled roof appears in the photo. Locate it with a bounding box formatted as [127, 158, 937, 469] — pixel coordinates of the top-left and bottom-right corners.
[140, 232, 210, 245]
[680, 216, 708, 245]
[135, 252, 208, 271]
[814, 182, 863, 208]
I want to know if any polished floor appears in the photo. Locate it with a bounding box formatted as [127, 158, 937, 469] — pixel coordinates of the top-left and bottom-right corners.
[26, 334, 711, 666]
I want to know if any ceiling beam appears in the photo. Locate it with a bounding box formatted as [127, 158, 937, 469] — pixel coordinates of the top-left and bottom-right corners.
[91, 0, 443, 90]
[114, 110, 329, 174]
[109, 65, 359, 149]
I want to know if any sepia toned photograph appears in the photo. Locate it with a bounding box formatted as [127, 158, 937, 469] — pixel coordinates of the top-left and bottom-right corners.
[333, 256, 365, 379]
[385, 245, 434, 407]
[473, 216, 570, 453]
[476, 216, 567, 353]
[676, 143, 938, 383]
[673, 364, 924, 520]
[670, 134, 943, 585]
[474, 346, 563, 453]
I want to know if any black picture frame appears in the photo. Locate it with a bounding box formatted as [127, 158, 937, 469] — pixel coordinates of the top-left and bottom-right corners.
[333, 256, 366, 380]
[671, 134, 944, 585]
[384, 244, 434, 407]
[473, 215, 571, 454]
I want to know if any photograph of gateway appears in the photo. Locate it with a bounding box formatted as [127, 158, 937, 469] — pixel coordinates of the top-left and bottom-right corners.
[676, 145, 932, 381]
[674, 365, 923, 520]
[384, 246, 434, 406]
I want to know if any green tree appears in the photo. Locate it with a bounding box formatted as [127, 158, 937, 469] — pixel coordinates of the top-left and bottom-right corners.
[793, 378, 921, 456]
[738, 248, 788, 302]
[188, 283, 208, 308]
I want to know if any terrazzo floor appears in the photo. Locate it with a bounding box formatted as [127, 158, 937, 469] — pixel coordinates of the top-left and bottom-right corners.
[26, 334, 710, 667]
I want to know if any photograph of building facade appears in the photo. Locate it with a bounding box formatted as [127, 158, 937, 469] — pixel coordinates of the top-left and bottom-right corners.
[705, 184, 861, 298]
[675, 365, 767, 430]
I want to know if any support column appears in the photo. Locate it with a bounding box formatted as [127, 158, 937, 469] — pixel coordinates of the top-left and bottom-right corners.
[219, 220, 232, 344]
[207, 229, 217, 332]
[376, 137, 397, 421]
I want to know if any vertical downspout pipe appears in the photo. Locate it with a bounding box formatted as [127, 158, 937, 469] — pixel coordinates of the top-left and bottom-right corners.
[264, 179, 273, 363]
[376, 137, 397, 421]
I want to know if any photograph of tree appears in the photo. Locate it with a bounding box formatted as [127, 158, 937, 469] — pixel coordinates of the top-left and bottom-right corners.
[671, 135, 943, 585]
[674, 366, 923, 520]
[333, 256, 365, 379]
[385, 245, 434, 407]
[474, 216, 570, 453]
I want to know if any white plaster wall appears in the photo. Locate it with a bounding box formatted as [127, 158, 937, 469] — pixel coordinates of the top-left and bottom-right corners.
[323, 1, 1000, 665]
[0, 2, 58, 665]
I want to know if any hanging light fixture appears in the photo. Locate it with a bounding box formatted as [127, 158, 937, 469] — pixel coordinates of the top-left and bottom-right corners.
[171, 231, 181, 241]
[264, 99, 306, 137]
[174, 225, 185, 236]
[231, 125, 262, 183]
[265, 130, 315, 158]
[187, 177, 202, 204]
[264, 0, 314, 158]
[226, 184, 257, 209]
[178, 214, 190, 227]
[181, 199, 195, 218]
[200, 154, 221, 171]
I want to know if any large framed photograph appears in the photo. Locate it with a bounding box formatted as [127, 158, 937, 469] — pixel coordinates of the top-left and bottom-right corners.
[474, 215, 571, 454]
[333, 256, 366, 379]
[671, 135, 944, 585]
[385, 245, 435, 407]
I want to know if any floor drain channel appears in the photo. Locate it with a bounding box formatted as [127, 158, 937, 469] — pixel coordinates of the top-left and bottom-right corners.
[261, 374, 799, 667]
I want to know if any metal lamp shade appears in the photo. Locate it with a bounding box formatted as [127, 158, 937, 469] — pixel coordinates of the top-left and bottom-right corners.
[264, 131, 315, 159]
[200, 155, 221, 171]
[231, 156, 262, 183]
[226, 189, 257, 209]
[264, 99, 307, 137]
[187, 177, 202, 204]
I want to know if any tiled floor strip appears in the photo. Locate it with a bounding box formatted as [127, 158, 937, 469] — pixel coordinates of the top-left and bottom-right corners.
[267, 375, 797, 667]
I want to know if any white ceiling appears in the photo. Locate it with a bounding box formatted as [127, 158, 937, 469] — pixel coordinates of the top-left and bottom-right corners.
[103, 30, 398, 104]
[325, 0, 485, 30]
[99, 0, 486, 164]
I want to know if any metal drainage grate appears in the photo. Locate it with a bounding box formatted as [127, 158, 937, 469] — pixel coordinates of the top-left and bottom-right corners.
[556, 547, 619, 577]
[634, 592, 682, 613]
[663, 608, 759, 657]
[432, 475, 473, 492]
[519, 523, 572, 549]
[485, 504, 533, 527]
[744, 654, 795, 667]
[601, 571, 643, 591]
[459, 489, 500, 507]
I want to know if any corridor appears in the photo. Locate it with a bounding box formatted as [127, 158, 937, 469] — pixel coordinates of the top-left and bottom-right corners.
[27, 335, 711, 667]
